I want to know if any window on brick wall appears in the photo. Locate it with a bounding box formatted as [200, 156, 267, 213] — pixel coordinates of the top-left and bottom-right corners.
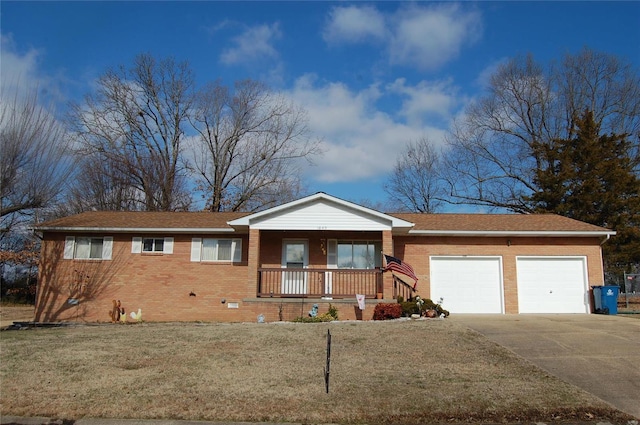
[64, 236, 113, 260]
[131, 237, 174, 254]
[336, 241, 381, 269]
[190, 238, 242, 262]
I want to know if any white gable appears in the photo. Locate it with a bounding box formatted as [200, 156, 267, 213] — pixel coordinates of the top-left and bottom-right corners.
[228, 193, 414, 231]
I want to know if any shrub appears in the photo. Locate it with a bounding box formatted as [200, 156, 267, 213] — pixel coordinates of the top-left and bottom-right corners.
[400, 301, 420, 316]
[373, 303, 402, 320]
[292, 313, 336, 323]
[399, 297, 451, 317]
[292, 304, 338, 323]
[327, 303, 339, 320]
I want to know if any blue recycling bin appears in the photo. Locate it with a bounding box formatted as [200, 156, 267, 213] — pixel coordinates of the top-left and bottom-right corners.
[601, 285, 619, 315]
[593, 285, 619, 315]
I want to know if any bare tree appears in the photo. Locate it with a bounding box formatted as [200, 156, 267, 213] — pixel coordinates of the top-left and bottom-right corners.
[384, 138, 445, 213]
[190, 79, 321, 212]
[0, 87, 73, 232]
[444, 48, 640, 212]
[68, 54, 194, 212]
[62, 153, 142, 213]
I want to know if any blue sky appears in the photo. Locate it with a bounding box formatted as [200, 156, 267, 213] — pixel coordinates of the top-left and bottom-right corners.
[2, 1, 639, 210]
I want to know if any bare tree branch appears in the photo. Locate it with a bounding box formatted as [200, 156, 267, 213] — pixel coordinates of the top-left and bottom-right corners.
[190, 79, 322, 212]
[0, 86, 73, 231]
[68, 54, 194, 212]
[444, 48, 640, 212]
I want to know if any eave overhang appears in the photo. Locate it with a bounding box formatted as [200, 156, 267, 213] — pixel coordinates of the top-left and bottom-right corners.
[407, 230, 617, 238]
[31, 227, 236, 234]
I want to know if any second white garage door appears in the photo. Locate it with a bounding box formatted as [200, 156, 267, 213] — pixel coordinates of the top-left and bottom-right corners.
[516, 257, 588, 313]
[430, 256, 504, 314]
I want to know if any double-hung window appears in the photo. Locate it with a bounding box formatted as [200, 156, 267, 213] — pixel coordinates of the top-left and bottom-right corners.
[64, 236, 113, 260]
[143, 238, 164, 252]
[191, 238, 242, 263]
[131, 237, 174, 254]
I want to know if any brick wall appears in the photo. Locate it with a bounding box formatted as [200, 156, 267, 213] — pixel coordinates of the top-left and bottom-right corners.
[35, 231, 605, 322]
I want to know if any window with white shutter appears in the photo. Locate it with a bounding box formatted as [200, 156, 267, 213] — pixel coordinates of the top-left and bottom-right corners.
[191, 238, 242, 262]
[64, 236, 112, 260]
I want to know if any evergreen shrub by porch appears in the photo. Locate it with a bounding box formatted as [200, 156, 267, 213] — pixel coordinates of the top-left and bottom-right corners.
[373, 303, 402, 320]
[398, 297, 451, 317]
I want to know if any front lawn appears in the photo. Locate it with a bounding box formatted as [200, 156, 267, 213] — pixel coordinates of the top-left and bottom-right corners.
[0, 319, 632, 424]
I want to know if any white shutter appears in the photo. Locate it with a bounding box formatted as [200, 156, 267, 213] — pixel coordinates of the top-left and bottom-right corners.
[232, 239, 242, 262]
[164, 237, 174, 254]
[132, 237, 142, 254]
[191, 238, 202, 262]
[102, 237, 113, 260]
[64, 236, 75, 259]
[327, 239, 337, 269]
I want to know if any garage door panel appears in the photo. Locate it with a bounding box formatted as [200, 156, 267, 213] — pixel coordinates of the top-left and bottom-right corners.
[430, 257, 503, 314]
[517, 257, 588, 314]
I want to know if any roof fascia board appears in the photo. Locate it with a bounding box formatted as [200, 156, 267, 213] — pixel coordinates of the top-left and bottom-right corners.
[33, 227, 237, 234]
[407, 230, 616, 237]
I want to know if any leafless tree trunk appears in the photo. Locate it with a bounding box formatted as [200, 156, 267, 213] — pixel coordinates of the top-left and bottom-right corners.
[1, 87, 73, 233]
[384, 138, 445, 213]
[190, 79, 321, 212]
[444, 48, 640, 212]
[68, 54, 194, 212]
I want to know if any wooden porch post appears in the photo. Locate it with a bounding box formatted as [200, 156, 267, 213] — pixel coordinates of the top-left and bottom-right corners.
[247, 228, 260, 294]
[382, 230, 393, 299]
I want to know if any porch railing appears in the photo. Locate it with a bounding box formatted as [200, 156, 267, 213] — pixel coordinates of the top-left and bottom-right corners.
[393, 275, 418, 301]
[258, 268, 382, 299]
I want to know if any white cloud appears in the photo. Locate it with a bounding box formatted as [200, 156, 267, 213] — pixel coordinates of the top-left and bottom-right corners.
[387, 77, 461, 127]
[0, 33, 67, 105]
[389, 4, 482, 70]
[1, 34, 43, 97]
[322, 5, 387, 44]
[321, 4, 482, 72]
[220, 23, 282, 65]
[475, 57, 508, 89]
[286, 75, 448, 183]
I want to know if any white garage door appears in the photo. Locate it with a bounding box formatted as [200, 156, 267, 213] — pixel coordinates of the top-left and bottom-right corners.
[516, 257, 588, 313]
[430, 257, 503, 313]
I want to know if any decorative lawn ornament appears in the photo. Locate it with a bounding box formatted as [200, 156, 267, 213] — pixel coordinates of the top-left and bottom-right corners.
[130, 308, 142, 322]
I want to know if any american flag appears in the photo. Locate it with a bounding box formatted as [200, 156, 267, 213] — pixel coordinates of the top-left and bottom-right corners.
[383, 254, 418, 288]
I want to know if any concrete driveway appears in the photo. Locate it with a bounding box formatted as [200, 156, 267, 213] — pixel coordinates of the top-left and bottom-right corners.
[453, 314, 640, 419]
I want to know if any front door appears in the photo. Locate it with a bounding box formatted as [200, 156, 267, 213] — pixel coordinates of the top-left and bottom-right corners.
[282, 240, 308, 294]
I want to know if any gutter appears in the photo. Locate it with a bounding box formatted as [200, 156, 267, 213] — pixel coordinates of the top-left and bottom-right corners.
[407, 230, 617, 238]
[29, 227, 237, 234]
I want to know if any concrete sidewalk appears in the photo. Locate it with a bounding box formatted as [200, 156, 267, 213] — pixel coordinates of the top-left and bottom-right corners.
[453, 314, 640, 419]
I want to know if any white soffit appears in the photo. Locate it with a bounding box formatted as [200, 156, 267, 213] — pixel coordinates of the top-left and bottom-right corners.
[228, 193, 414, 231]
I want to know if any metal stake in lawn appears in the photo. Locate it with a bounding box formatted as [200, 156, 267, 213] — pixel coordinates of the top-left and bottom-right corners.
[324, 329, 331, 393]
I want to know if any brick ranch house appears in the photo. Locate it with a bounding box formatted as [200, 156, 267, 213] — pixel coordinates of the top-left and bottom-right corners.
[32, 193, 615, 322]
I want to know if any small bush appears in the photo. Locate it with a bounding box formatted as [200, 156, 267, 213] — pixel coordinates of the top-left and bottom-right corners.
[292, 304, 339, 323]
[292, 313, 336, 323]
[400, 301, 420, 316]
[373, 303, 402, 320]
[327, 303, 339, 320]
[399, 297, 450, 317]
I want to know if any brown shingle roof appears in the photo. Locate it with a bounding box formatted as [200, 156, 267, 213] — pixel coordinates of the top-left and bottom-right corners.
[390, 213, 613, 233]
[33, 210, 613, 235]
[34, 211, 249, 232]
